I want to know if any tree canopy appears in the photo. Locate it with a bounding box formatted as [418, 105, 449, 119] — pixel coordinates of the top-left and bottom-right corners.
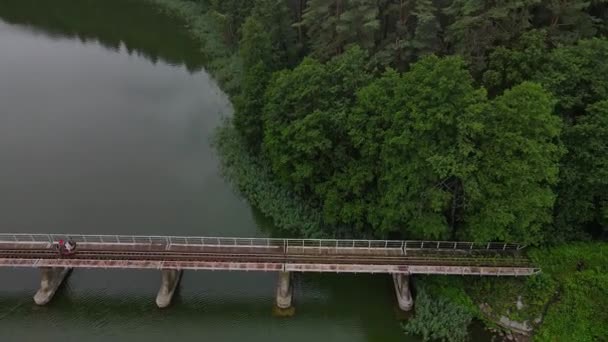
[204, 0, 608, 243]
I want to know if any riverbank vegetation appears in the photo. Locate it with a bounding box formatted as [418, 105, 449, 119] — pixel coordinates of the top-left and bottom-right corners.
[404, 288, 473, 342]
[148, 0, 607, 340]
[418, 243, 608, 341]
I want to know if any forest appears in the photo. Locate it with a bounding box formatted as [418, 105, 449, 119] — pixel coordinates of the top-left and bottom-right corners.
[209, 0, 608, 246]
[149, 0, 607, 340]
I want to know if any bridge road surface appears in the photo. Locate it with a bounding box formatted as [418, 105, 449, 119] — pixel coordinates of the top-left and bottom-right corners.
[0, 234, 539, 276]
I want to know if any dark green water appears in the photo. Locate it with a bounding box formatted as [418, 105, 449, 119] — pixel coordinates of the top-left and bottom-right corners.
[0, 1, 426, 341]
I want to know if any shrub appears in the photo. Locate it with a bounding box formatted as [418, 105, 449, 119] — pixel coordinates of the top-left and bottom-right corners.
[404, 288, 473, 342]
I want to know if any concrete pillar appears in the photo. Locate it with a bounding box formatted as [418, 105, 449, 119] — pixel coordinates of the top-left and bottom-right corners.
[156, 269, 182, 308]
[275, 271, 293, 309]
[392, 273, 413, 311]
[34, 267, 72, 305]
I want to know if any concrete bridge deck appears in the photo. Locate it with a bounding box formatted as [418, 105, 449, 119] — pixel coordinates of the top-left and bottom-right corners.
[0, 234, 539, 309]
[0, 233, 538, 275]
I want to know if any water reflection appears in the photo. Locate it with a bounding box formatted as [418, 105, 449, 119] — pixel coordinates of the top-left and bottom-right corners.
[0, 0, 205, 72]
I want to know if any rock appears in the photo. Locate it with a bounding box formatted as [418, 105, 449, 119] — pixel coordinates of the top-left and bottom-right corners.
[499, 316, 533, 334]
[516, 296, 525, 310]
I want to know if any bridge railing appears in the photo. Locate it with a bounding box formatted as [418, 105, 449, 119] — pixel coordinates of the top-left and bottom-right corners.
[402, 241, 523, 251]
[0, 234, 525, 251]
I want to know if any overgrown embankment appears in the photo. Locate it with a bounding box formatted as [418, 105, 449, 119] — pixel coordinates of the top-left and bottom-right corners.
[213, 124, 325, 237]
[415, 243, 608, 341]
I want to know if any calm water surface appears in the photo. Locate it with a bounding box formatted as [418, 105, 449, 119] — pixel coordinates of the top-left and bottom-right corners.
[0, 1, 419, 341]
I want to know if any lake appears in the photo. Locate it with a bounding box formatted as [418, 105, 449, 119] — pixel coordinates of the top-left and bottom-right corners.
[0, 1, 420, 341]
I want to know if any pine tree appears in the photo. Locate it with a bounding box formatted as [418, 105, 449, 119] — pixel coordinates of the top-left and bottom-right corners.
[250, 0, 298, 68]
[444, 0, 540, 73]
[537, 0, 606, 43]
[300, 0, 379, 59]
[372, 0, 441, 69]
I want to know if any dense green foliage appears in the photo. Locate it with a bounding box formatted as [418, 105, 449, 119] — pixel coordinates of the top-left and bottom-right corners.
[259, 51, 564, 243]
[413, 243, 608, 341]
[530, 243, 608, 341]
[403, 288, 472, 342]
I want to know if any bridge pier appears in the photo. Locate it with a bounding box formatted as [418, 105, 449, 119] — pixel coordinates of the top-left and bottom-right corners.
[393, 274, 413, 311]
[156, 269, 182, 308]
[34, 267, 72, 305]
[275, 271, 293, 309]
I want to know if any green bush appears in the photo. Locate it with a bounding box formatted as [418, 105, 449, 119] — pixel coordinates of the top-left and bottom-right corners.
[404, 288, 473, 342]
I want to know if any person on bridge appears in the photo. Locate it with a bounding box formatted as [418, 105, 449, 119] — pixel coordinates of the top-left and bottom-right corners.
[65, 240, 74, 252]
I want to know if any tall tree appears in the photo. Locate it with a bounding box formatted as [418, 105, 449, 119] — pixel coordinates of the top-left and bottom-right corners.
[300, 0, 379, 59]
[262, 47, 372, 194]
[444, 0, 540, 72]
[538, 38, 608, 122]
[372, 0, 442, 69]
[250, 0, 298, 68]
[536, 0, 606, 43]
[465, 82, 563, 244]
[375, 55, 486, 239]
[208, 0, 255, 45]
[239, 16, 273, 70]
[321, 69, 402, 231]
[554, 100, 608, 240]
[234, 17, 273, 150]
[482, 29, 550, 96]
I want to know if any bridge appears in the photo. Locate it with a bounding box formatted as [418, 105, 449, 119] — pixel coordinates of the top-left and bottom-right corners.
[0, 233, 539, 311]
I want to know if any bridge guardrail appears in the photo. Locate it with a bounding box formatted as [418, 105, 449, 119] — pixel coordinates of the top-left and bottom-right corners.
[0, 233, 526, 251]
